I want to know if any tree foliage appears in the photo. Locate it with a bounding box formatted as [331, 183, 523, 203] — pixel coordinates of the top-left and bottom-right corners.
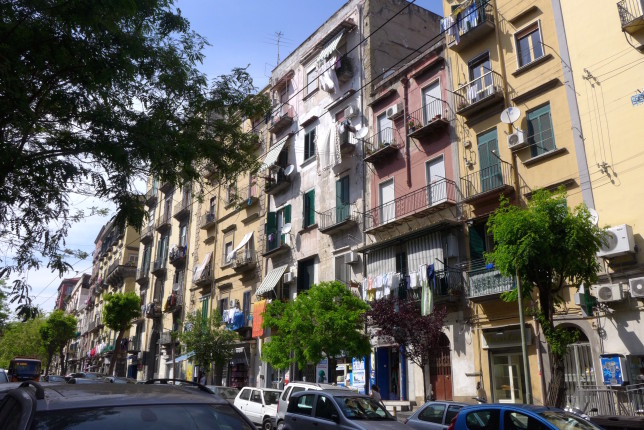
[486, 189, 604, 407]
[0, 0, 271, 312]
[368, 297, 447, 400]
[262, 281, 371, 383]
[103, 291, 141, 375]
[39, 309, 77, 375]
[0, 317, 47, 368]
[180, 311, 239, 383]
[0, 279, 11, 335]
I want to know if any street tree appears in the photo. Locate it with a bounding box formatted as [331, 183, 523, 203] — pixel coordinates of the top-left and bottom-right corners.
[180, 311, 238, 384]
[0, 317, 47, 369]
[0, 279, 11, 335]
[39, 310, 77, 375]
[0, 0, 271, 315]
[263, 281, 371, 384]
[486, 189, 604, 407]
[368, 297, 447, 401]
[103, 292, 141, 376]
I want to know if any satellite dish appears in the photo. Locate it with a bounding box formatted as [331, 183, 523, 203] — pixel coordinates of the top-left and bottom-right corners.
[283, 165, 295, 176]
[588, 208, 599, 226]
[355, 127, 369, 139]
[282, 223, 292, 234]
[500, 107, 521, 124]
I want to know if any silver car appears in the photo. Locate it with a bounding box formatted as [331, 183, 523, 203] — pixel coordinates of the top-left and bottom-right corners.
[404, 401, 468, 430]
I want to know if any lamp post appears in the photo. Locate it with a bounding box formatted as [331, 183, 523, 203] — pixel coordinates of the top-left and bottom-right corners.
[516, 271, 532, 404]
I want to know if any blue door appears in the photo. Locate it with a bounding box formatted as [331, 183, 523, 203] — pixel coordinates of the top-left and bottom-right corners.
[376, 347, 390, 400]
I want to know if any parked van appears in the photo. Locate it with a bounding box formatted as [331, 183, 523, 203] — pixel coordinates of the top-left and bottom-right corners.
[276, 381, 346, 430]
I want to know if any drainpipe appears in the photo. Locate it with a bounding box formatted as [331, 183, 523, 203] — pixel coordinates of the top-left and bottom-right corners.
[401, 77, 411, 187]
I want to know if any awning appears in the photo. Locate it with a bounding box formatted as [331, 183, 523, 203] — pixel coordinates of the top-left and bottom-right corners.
[227, 231, 254, 261]
[317, 30, 345, 63]
[174, 351, 195, 363]
[193, 252, 212, 282]
[259, 138, 288, 172]
[255, 264, 288, 297]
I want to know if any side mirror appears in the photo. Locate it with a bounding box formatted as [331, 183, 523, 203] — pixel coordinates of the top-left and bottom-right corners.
[331, 413, 340, 423]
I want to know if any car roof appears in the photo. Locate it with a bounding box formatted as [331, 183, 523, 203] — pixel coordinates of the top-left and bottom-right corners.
[460, 403, 564, 414]
[239, 386, 282, 393]
[14, 382, 229, 411]
[286, 381, 338, 389]
[291, 389, 368, 398]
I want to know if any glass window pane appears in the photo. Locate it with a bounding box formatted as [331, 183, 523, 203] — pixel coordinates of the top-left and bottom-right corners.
[315, 395, 338, 420]
[418, 403, 446, 424]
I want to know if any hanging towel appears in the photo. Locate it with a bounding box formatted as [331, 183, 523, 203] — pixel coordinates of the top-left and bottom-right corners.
[368, 276, 374, 290]
[418, 264, 428, 285]
[410, 272, 419, 289]
[384, 273, 392, 296]
[422, 264, 435, 316]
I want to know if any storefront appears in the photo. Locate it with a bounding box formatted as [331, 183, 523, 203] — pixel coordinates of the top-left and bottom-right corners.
[374, 345, 407, 401]
[227, 345, 251, 388]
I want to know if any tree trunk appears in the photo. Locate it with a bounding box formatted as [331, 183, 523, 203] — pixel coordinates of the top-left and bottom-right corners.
[108, 330, 125, 376]
[59, 347, 66, 376]
[328, 356, 337, 386]
[46, 352, 53, 376]
[214, 361, 224, 386]
[421, 364, 428, 403]
[546, 355, 566, 407]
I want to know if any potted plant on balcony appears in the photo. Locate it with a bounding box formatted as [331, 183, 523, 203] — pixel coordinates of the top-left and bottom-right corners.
[408, 118, 417, 132]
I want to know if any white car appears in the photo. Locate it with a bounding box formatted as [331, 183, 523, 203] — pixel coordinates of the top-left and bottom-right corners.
[234, 386, 282, 430]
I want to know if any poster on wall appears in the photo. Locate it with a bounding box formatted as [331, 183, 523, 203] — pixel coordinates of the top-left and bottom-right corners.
[600, 354, 628, 386]
[316, 359, 328, 383]
[352, 357, 366, 394]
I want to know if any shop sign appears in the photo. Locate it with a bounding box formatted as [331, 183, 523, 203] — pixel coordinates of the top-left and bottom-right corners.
[482, 327, 532, 349]
[316, 359, 328, 383]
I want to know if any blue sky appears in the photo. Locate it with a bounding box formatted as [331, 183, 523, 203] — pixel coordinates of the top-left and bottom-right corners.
[21, 0, 444, 314]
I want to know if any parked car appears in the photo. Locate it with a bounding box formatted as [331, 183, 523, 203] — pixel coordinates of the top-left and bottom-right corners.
[448, 404, 603, 430]
[283, 389, 408, 430]
[41, 375, 67, 383]
[404, 400, 468, 430]
[65, 371, 104, 379]
[67, 377, 105, 384]
[276, 381, 341, 430]
[0, 380, 256, 430]
[0, 369, 8, 383]
[234, 386, 282, 430]
[206, 385, 240, 401]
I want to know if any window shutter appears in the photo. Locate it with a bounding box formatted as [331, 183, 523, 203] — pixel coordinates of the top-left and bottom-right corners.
[308, 190, 315, 226]
[265, 211, 277, 235]
[284, 204, 291, 224]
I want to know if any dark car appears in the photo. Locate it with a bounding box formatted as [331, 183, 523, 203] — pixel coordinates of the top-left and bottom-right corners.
[41, 375, 67, 383]
[0, 369, 8, 384]
[66, 372, 104, 379]
[0, 380, 257, 430]
[104, 376, 137, 384]
[283, 389, 408, 430]
[404, 400, 468, 430]
[67, 377, 105, 384]
[449, 404, 603, 430]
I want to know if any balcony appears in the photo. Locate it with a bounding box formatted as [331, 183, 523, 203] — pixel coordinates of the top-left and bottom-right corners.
[618, 0, 644, 34]
[159, 331, 178, 345]
[159, 180, 173, 193]
[232, 249, 258, 273]
[319, 204, 359, 234]
[407, 99, 452, 139]
[363, 127, 403, 164]
[173, 198, 191, 220]
[338, 127, 358, 155]
[269, 103, 295, 134]
[466, 261, 515, 301]
[334, 56, 353, 83]
[127, 336, 142, 353]
[144, 301, 162, 318]
[460, 161, 514, 204]
[144, 188, 158, 207]
[169, 245, 187, 267]
[155, 212, 172, 232]
[263, 232, 291, 256]
[151, 258, 167, 276]
[135, 267, 150, 286]
[446, 1, 495, 52]
[105, 261, 136, 285]
[454, 71, 504, 118]
[199, 211, 217, 229]
[203, 163, 218, 180]
[364, 179, 459, 233]
[264, 169, 291, 195]
[164, 290, 183, 313]
[193, 264, 213, 287]
[244, 184, 260, 207]
[140, 223, 155, 244]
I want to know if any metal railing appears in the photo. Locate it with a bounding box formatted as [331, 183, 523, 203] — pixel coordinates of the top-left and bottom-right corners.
[445, 0, 494, 46]
[319, 203, 359, 231]
[270, 103, 294, 131]
[156, 212, 172, 230]
[575, 384, 644, 416]
[363, 127, 402, 158]
[264, 168, 290, 194]
[136, 266, 149, 281]
[193, 264, 213, 286]
[460, 161, 513, 201]
[407, 99, 452, 132]
[141, 223, 155, 242]
[232, 249, 257, 269]
[145, 188, 157, 205]
[164, 290, 183, 312]
[152, 258, 167, 273]
[466, 260, 514, 298]
[200, 211, 216, 229]
[169, 245, 187, 264]
[173, 198, 191, 218]
[454, 71, 504, 112]
[364, 179, 459, 231]
[618, 0, 644, 29]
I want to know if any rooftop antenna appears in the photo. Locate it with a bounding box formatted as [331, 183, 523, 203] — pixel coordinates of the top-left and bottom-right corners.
[275, 31, 283, 64]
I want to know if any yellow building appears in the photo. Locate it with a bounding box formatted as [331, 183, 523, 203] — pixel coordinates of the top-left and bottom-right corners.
[442, 0, 595, 404]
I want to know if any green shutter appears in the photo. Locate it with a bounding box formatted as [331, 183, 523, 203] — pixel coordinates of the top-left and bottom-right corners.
[305, 190, 315, 227]
[201, 297, 209, 321]
[528, 104, 554, 157]
[469, 224, 485, 261]
[284, 204, 291, 224]
[266, 211, 277, 234]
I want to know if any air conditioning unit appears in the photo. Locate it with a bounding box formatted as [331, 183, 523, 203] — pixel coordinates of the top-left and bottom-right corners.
[597, 224, 635, 258]
[344, 104, 358, 119]
[345, 251, 359, 264]
[628, 277, 644, 298]
[595, 283, 623, 303]
[507, 130, 527, 150]
[386, 103, 403, 120]
[283, 272, 295, 284]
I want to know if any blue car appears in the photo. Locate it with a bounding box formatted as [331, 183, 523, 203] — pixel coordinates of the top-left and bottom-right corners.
[447, 404, 603, 430]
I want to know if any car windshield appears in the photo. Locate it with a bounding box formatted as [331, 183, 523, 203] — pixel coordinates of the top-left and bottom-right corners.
[263, 390, 281, 405]
[336, 396, 393, 421]
[212, 387, 239, 400]
[32, 404, 254, 430]
[82, 373, 102, 379]
[539, 411, 603, 430]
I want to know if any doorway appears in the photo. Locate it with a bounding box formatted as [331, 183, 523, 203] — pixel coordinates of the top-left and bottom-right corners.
[376, 346, 403, 400]
[477, 128, 502, 192]
[422, 80, 441, 124]
[430, 333, 453, 400]
[491, 352, 526, 403]
[426, 156, 446, 206]
[379, 179, 395, 225]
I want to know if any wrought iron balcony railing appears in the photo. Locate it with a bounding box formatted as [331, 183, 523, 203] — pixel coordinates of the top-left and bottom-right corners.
[618, 0, 644, 33]
[319, 203, 359, 233]
[156, 212, 172, 231]
[169, 245, 187, 266]
[140, 223, 155, 243]
[151, 258, 167, 275]
[173, 198, 191, 220]
[232, 249, 258, 272]
[460, 161, 513, 203]
[446, 0, 495, 51]
[454, 71, 504, 117]
[466, 260, 515, 300]
[364, 178, 459, 232]
[407, 99, 452, 139]
[363, 127, 403, 163]
[269, 103, 295, 133]
[199, 211, 217, 229]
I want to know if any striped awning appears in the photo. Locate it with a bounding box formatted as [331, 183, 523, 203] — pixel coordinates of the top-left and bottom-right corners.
[259, 137, 288, 172]
[255, 265, 289, 297]
[317, 30, 345, 63]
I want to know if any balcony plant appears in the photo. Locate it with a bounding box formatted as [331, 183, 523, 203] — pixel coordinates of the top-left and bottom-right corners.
[408, 118, 417, 131]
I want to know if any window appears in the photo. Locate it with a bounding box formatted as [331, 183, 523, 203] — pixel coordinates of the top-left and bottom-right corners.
[209, 197, 216, 215]
[226, 182, 237, 206]
[465, 409, 500, 430]
[266, 205, 291, 251]
[515, 22, 544, 68]
[222, 231, 234, 265]
[335, 255, 351, 286]
[527, 104, 555, 157]
[281, 386, 292, 401]
[142, 246, 151, 272]
[418, 403, 446, 424]
[218, 298, 228, 318]
[315, 395, 338, 420]
[336, 176, 350, 222]
[251, 390, 262, 404]
[163, 196, 172, 218]
[377, 112, 393, 146]
[239, 388, 251, 401]
[242, 291, 251, 323]
[201, 295, 209, 320]
[306, 67, 318, 96]
[287, 393, 315, 415]
[445, 405, 463, 424]
[504, 411, 549, 430]
[297, 258, 315, 292]
[304, 128, 316, 160]
[179, 223, 188, 247]
[157, 235, 169, 262]
[468, 53, 492, 96]
[303, 189, 315, 228]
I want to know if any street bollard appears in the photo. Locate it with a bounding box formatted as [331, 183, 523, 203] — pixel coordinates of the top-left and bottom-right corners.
[392, 406, 397, 417]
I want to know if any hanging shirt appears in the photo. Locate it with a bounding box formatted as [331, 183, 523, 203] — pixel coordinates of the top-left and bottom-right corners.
[410, 272, 419, 289]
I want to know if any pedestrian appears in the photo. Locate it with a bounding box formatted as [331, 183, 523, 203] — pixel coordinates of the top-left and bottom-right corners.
[199, 371, 206, 385]
[370, 384, 382, 402]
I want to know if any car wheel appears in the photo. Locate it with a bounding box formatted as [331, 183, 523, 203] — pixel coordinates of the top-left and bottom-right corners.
[262, 418, 272, 430]
[276, 420, 284, 430]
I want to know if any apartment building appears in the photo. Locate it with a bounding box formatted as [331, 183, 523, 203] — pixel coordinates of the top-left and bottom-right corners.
[441, 0, 598, 404]
[64, 274, 90, 373]
[558, 0, 644, 413]
[54, 277, 79, 311]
